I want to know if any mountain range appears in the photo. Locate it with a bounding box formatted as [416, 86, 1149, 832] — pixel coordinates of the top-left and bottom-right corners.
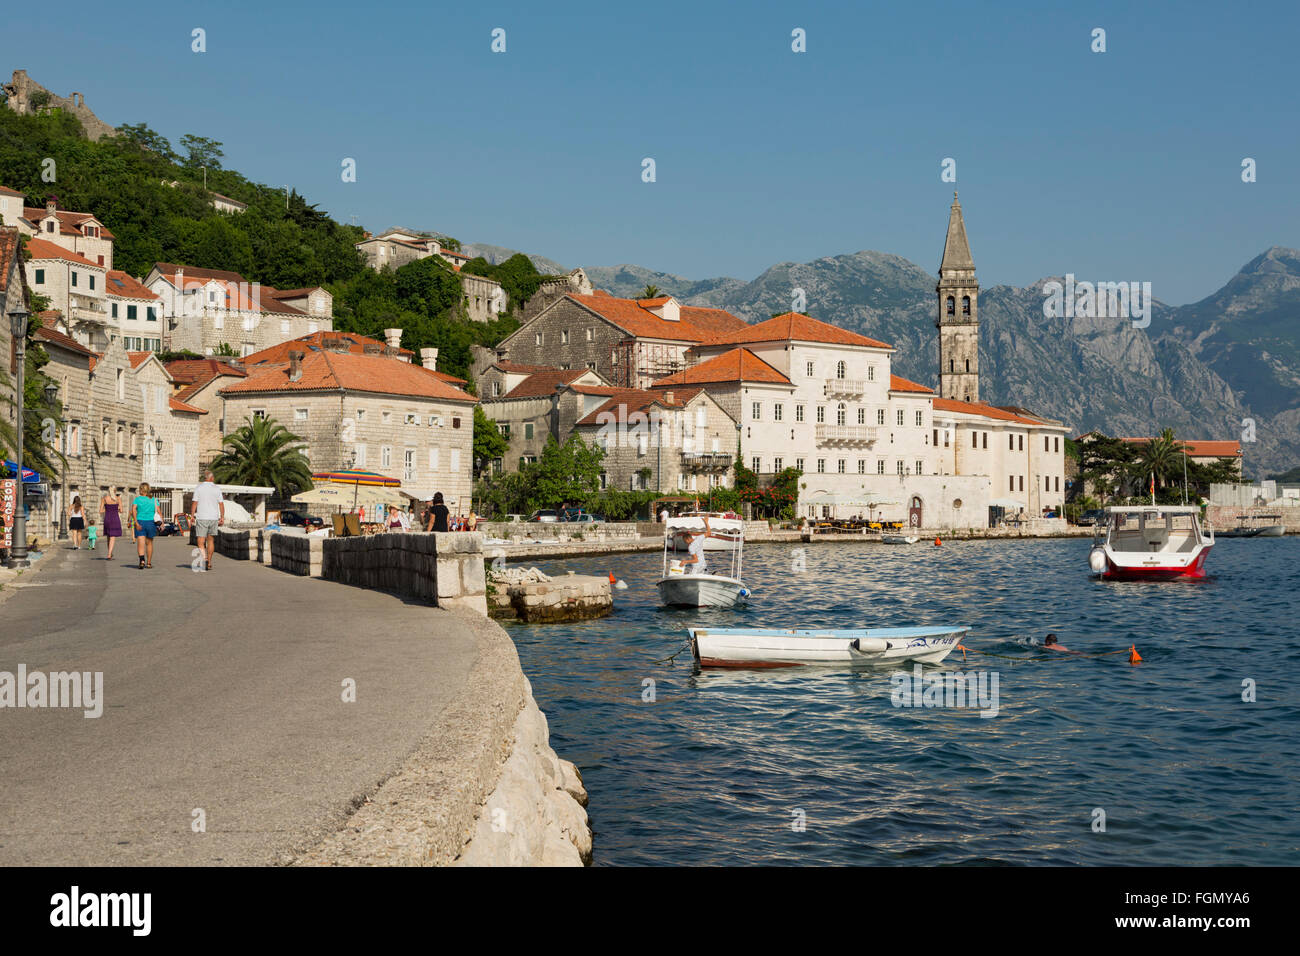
[462, 242, 1300, 477]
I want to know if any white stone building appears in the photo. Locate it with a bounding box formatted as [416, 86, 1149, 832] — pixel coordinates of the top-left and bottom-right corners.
[144, 263, 333, 357]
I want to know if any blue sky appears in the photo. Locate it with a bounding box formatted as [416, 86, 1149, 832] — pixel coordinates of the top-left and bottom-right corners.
[5, 0, 1297, 303]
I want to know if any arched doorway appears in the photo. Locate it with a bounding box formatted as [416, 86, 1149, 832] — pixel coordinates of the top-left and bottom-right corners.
[908, 495, 923, 528]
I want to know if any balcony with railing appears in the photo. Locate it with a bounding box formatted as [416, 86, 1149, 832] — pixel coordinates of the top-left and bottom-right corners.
[815, 424, 876, 445]
[824, 377, 868, 398]
[680, 451, 733, 471]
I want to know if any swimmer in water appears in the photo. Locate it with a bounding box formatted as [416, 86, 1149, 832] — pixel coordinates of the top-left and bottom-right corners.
[1043, 633, 1077, 653]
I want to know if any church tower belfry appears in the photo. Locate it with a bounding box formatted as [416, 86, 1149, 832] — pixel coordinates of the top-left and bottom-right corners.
[937, 191, 979, 403]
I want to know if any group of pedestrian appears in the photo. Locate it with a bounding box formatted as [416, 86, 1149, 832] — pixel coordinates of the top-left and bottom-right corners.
[63, 472, 225, 571]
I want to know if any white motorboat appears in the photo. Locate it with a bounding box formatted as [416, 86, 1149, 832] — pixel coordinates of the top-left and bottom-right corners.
[1088, 505, 1213, 580]
[689, 625, 968, 668]
[657, 573, 750, 608]
[881, 533, 920, 544]
[1216, 513, 1285, 538]
[655, 515, 749, 607]
[668, 512, 744, 552]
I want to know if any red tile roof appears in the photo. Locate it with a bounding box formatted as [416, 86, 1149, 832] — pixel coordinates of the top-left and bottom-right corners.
[0, 227, 19, 293]
[23, 236, 103, 268]
[575, 387, 706, 427]
[0, 185, 25, 198]
[151, 264, 309, 316]
[889, 374, 933, 394]
[106, 270, 159, 300]
[502, 367, 591, 399]
[1117, 437, 1242, 457]
[566, 384, 628, 397]
[244, 331, 409, 362]
[653, 348, 792, 386]
[219, 350, 475, 402]
[22, 206, 115, 239]
[566, 293, 747, 342]
[933, 397, 1053, 426]
[163, 359, 248, 392]
[697, 312, 892, 350]
[127, 351, 153, 369]
[34, 322, 95, 358]
[169, 396, 208, 414]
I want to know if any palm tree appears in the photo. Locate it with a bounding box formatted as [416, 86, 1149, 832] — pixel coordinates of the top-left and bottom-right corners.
[1135, 428, 1182, 496]
[211, 416, 313, 499]
[640, 284, 661, 299]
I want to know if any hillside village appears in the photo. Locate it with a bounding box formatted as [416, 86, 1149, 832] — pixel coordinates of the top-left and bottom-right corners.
[3, 159, 1075, 536]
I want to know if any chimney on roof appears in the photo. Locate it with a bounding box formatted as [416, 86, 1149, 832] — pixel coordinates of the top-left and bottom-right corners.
[363, 343, 383, 355]
[288, 350, 304, 382]
[420, 347, 438, 370]
[46, 198, 56, 216]
[665, 391, 674, 405]
[383, 327, 403, 350]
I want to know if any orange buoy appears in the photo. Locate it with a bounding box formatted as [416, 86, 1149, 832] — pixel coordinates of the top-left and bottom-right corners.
[1129, 644, 1143, 664]
[608, 571, 616, 583]
[934, 537, 942, 547]
[956, 643, 968, 662]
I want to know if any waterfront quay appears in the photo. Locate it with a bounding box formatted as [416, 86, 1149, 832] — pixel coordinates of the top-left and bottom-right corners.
[0, 534, 590, 866]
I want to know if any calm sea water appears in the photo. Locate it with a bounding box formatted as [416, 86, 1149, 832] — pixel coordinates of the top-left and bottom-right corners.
[507, 537, 1300, 866]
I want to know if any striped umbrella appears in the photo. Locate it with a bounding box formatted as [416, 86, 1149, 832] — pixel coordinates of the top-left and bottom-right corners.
[310, 470, 402, 487]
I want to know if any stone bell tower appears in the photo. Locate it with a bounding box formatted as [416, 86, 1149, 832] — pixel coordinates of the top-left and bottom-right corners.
[936, 191, 979, 403]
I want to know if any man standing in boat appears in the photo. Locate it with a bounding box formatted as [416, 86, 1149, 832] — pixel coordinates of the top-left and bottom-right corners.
[683, 515, 710, 574]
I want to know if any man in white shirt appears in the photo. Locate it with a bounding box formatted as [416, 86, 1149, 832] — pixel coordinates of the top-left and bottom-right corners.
[191, 470, 225, 571]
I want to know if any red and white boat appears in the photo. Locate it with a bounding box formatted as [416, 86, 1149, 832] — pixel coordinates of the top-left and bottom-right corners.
[1088, 506, 1214, 580]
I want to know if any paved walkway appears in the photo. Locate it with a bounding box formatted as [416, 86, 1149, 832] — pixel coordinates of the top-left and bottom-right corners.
[0, 537, 480, 865]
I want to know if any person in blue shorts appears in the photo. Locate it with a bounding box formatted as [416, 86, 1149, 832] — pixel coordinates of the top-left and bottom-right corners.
[132, 482, 160, 569]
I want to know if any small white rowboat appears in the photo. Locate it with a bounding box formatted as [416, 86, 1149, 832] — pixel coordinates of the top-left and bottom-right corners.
[689, 625, 968, 668]
[657, 574, 750, 608]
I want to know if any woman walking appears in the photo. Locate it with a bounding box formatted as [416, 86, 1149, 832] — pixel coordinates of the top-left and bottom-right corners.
[100, 486, 123, 560]
[68, 496, 86, 549]
[131, 482, 160, 569]
[424, 492, 450, 532]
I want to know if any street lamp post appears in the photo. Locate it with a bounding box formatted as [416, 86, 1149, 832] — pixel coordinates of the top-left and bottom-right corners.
[7, 308, 30, 568]
[42, 381, 64, 541]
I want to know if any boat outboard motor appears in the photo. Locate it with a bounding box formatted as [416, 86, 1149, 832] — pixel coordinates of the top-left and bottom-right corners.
[1088, 547, 1107, 574]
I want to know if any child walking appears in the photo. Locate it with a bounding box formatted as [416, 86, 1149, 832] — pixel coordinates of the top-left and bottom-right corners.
[87, 519, 98, 550]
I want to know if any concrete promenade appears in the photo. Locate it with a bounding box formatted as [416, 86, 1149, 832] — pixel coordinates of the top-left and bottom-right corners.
[0, 537, 489, 865]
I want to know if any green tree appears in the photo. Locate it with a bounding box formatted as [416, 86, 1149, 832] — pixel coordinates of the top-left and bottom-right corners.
[210, 417, 313, 499]
[473, 407, 509, 468]
[640, 284, 661, 299]
[213, 342, 239, 357]
[178, 134, 224, 170]
[528, 434, 604, 508]
[115, 123, 178, 162]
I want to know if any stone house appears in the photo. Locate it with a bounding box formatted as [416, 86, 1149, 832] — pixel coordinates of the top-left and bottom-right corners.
[164, 358, 247, 467]
[144, 263, 334, 358]
[13, 197, 115, 270]
[241, 330, 468, 390]
[519, 268, 593, 321]
[24, 237, 111, 347]
[218, 348, 477, 509]
[490, 291, 748, 389]
[0, 186, 25, 228]
[355, 228, 471, 272]
[572, 387, 738, 493]
[459, 271, 508, 323]
[479, 367, 611, 471]
[107, 270, 163, 352]
[2, 70, 118, 141]
[130, 352, 204, 492]
[32, 318, 94, 538]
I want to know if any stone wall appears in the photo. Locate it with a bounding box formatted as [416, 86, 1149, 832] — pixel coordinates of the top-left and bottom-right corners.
[321, 531, 487, 614]
[1207, 504, 1300, 533]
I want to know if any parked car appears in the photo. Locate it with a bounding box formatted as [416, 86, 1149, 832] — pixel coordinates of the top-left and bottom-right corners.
[563, 513, 600, 524]
[1076, 509, 1105, 527]
[528, 510, 560, 523]
[280, 510, 325, 528]
[505, 514, 527, 523]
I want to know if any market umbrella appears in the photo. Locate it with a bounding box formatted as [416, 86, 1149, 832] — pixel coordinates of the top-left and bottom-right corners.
[292, 485, 397, 508]
[310, 469, 403, 512]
